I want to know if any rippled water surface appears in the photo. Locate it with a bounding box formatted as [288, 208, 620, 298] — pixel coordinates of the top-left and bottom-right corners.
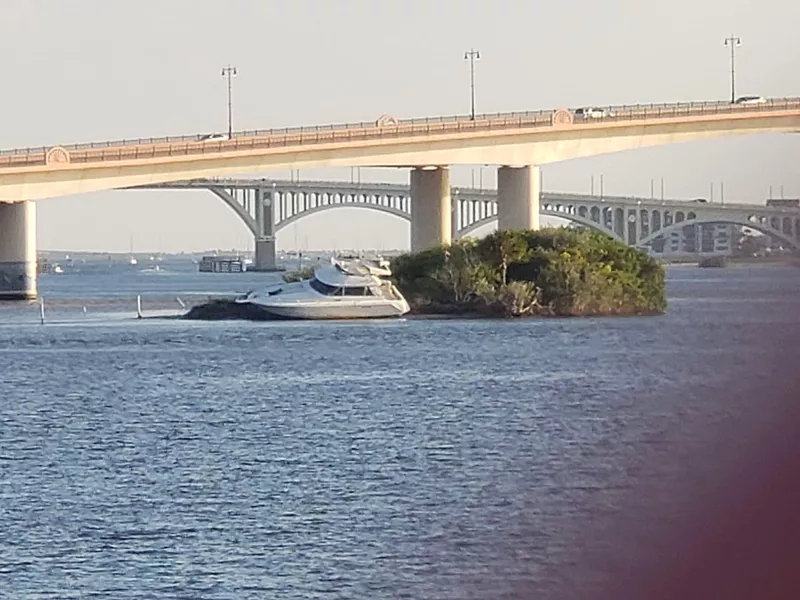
[1, 263, 799, 598]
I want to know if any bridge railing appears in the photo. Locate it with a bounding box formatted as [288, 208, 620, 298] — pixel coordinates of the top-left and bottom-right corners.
[1, 97, 799, 168]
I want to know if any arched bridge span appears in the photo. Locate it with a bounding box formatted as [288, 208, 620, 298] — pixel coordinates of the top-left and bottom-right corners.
[137, 178, 800, 271]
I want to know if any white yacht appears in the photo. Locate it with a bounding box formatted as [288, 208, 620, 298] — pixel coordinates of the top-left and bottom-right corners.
[235, 257, 409, 320]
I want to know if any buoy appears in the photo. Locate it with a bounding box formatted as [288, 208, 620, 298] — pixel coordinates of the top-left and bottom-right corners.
[136, 295, 143, 319]
[39, 298, 45, 325]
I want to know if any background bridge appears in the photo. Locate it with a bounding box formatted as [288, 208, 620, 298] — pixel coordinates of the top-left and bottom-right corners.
[137, 178, 800, 270]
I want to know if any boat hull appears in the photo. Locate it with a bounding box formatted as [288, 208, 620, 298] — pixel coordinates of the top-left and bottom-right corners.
[244, 299, 409, 320]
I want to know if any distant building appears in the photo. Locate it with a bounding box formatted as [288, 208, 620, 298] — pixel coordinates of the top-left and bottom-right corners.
[37, 255, 53, 275]
[766, 198, 800, 208]
[37, 255, 64, 275]
[198, 255, 246, 273]
[647, 223, 741, 257]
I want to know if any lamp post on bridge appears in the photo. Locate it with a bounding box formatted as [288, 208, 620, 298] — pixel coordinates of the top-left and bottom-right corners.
[464, 48, 480, 120]
[221, 64, 238, 137]
[723, 35, 741, 104]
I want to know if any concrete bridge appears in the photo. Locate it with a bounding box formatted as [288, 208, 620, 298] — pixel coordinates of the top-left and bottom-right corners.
[138, 178, 800, 270]
[2, 96, 800, 297]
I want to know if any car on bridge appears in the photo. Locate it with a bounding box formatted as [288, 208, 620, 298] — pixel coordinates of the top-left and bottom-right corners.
[574, 107, 615, 119]
[198, 133, 230, 142]
[734, 96, 767, 105]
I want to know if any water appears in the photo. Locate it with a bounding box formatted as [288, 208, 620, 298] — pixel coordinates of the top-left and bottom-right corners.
[1, 262, 799, 598]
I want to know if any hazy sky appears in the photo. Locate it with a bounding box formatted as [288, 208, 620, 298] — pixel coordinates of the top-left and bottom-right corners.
[2, 0, 799, 252]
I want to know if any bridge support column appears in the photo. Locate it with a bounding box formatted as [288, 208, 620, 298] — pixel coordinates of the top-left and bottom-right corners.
[411, 167, 451, 251]
[624, 211, 632, 246]
[253, 187, 278, 271]
[451, 193, 461, 241]
[254, 238, 277, 270]
[0, 201, 37, 300]
[497, 166, 540, 231]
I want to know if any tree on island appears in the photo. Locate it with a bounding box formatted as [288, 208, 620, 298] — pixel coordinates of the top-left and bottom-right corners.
[391, 228, 666, 318]
[479, 229, 531, 286]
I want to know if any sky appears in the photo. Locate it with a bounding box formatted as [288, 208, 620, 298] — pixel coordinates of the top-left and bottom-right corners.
[2, 0, 799, 252]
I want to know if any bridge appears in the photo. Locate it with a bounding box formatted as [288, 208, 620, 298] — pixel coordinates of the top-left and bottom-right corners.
[2, 97, 800, 298]
[137, 178, 800, 270]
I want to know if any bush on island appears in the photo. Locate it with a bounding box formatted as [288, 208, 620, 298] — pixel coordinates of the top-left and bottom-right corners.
[281, 265, 317, 283]
[390, 228, 666, 318]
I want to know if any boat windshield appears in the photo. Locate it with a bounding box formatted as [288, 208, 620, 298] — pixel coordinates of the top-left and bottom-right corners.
[310, 277, 375, 296]
[309, 277, 341, 296]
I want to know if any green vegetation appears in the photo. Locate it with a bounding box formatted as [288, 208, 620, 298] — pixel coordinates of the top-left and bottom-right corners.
[391, 228, 666, 318]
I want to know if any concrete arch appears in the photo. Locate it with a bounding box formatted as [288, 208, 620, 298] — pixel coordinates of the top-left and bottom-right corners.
[637, 217, 800, 250]
[457, 210, 624, 242]
[454, 216, 496, 238]
[208, 187, 258, 236]
[275, 200, 410, 232]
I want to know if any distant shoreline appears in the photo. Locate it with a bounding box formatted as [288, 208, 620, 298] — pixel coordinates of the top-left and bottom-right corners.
[664, 256, 800, 268]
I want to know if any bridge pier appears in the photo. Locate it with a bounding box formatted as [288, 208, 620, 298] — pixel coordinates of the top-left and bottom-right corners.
[0, 201, 37, 300]
[410, 167, 452, 251]
[497, 166, 540, 231]
[254, 238, 277, 270]
[253, 187, 279, 271]
[624, 209, 632, 246]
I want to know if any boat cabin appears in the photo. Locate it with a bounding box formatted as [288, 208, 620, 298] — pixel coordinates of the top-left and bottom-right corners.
[309, 264, 381, 297]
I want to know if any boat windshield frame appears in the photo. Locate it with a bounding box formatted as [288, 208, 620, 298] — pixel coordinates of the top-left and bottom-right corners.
[309, 276, 377, 297]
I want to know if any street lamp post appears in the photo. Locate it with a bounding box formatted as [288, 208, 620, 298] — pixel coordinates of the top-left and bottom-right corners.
[464, 49, 480, 120]
[723, 35, 741, 104]
[221, 64, 238, 137]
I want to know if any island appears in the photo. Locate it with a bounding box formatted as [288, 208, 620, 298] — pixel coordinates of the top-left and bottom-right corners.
[391, 228, 666, 317]
[185, 229, 666, 320]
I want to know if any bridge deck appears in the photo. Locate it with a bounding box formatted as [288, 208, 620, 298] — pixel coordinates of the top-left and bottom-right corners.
[2, 98, 799, 169]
